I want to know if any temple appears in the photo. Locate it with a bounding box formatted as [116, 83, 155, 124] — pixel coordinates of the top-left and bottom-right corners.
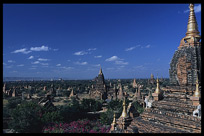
[110, 4, 201, 133]
[89, 67, 108, 100]
[169, 3, 201, 86]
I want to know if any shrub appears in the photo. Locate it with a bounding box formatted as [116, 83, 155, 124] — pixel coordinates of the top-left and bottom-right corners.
[43, 119, 110, 133]
[80, 98, 102, 112]
[9, 101, 43, 133]
[7, 97, 22, 109]
[41, 111, 63, 125]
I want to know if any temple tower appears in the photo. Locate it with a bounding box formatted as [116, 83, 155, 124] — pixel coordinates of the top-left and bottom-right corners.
[169, 4, 201, 86]
[118, 84, 124, 100]
[12, 88, 17, 97]
[90, 67, 107, 100]
[132, 79, 137, 88]
[69, 89, 74, 98]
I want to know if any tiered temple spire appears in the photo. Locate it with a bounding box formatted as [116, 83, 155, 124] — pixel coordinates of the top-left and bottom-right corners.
[185, 4, 200, 41]
[120, 98, 128, 118]
[155, 78, 160, 94]
[179, 3, 201, 48]
[99, 66, 103, 75]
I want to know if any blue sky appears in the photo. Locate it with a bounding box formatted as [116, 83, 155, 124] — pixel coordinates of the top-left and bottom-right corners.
[3, 4, 201, 79]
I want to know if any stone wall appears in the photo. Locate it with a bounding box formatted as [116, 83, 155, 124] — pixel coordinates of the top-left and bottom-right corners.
[169, 45, 201, 86]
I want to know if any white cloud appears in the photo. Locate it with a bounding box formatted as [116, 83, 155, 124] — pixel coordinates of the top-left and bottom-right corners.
[106, 67, 115, 70]
[56, 64, 61, 66]
[74, 51, 88, 56]
[53, 49, 59, 51]
[184, 9, 189, 13]
[184, 4, 201, 13]
[194, 4, 201, 13]
[105, 56, 121, 61]
[93, 64, 100, 67]
[3, 63, 7, 65]
[105, 56, 128, 65]
[40, 63, 49, 66]
[29, 67, 36, 70]
[74, 48, 97, 56]
[75, 61, 88, 65]
[125, 46, 136, 51]
[32, 61, 40, 64]
[125, 45, 142, 51]
[94, 55, 102, 58]
[28, 56, 34, 59]
[134, 65, 145, 69]
[11, 45, 53, 55]
[87, 48, 97, 51]
[30, 45, 49, 51]
[11, 48, 31, 54]
[8, 60, 15, 63]
[38, 58, 49, 61]
[11, 70, 17, 73]
[17, 64, 24, 67]
[115, 60, 128, 65]
[145, 45, 151, 48]
[5, 65, 13, 68]
[61, 66, 73, 70]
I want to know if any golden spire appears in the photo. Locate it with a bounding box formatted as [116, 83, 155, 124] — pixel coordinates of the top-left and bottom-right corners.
[193, 76, 200, 97]
[112, 113, 117, 125]
[120, 98, 128, 118]
[155, 77, 160, 94]
[99, 66, 103, 75]
[151, 73, 154, 79]
[184, 3, 201, 43]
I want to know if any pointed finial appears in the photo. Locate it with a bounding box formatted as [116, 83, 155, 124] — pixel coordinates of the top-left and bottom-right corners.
[112, 113, 116, 125]
[99, 66, 103, 75]
[151, 73, 154, 79]
[155, 77, 160, 94]
[120, 98, 128, 118]
[185, 3, 201, 42]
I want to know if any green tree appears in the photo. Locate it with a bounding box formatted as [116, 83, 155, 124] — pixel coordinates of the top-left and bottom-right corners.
[132, 101, 144, 114]
[58, 104, 81, 123]
[41, 111, 63, 125]
[7, 97, 22, 109]
[80, 98, 102, 112]
[100, 109, 114, 125]
[9, 101, 43, 133]
[107, 99, 123, 112]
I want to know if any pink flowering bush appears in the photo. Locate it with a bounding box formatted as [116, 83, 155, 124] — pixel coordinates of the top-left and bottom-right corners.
[43, 119, 110, 133]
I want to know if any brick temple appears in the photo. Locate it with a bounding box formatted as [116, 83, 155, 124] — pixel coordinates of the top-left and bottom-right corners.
[110, 3, 201, 133]
[169, 3, 201, 86]
[89, 67, 108, 100]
